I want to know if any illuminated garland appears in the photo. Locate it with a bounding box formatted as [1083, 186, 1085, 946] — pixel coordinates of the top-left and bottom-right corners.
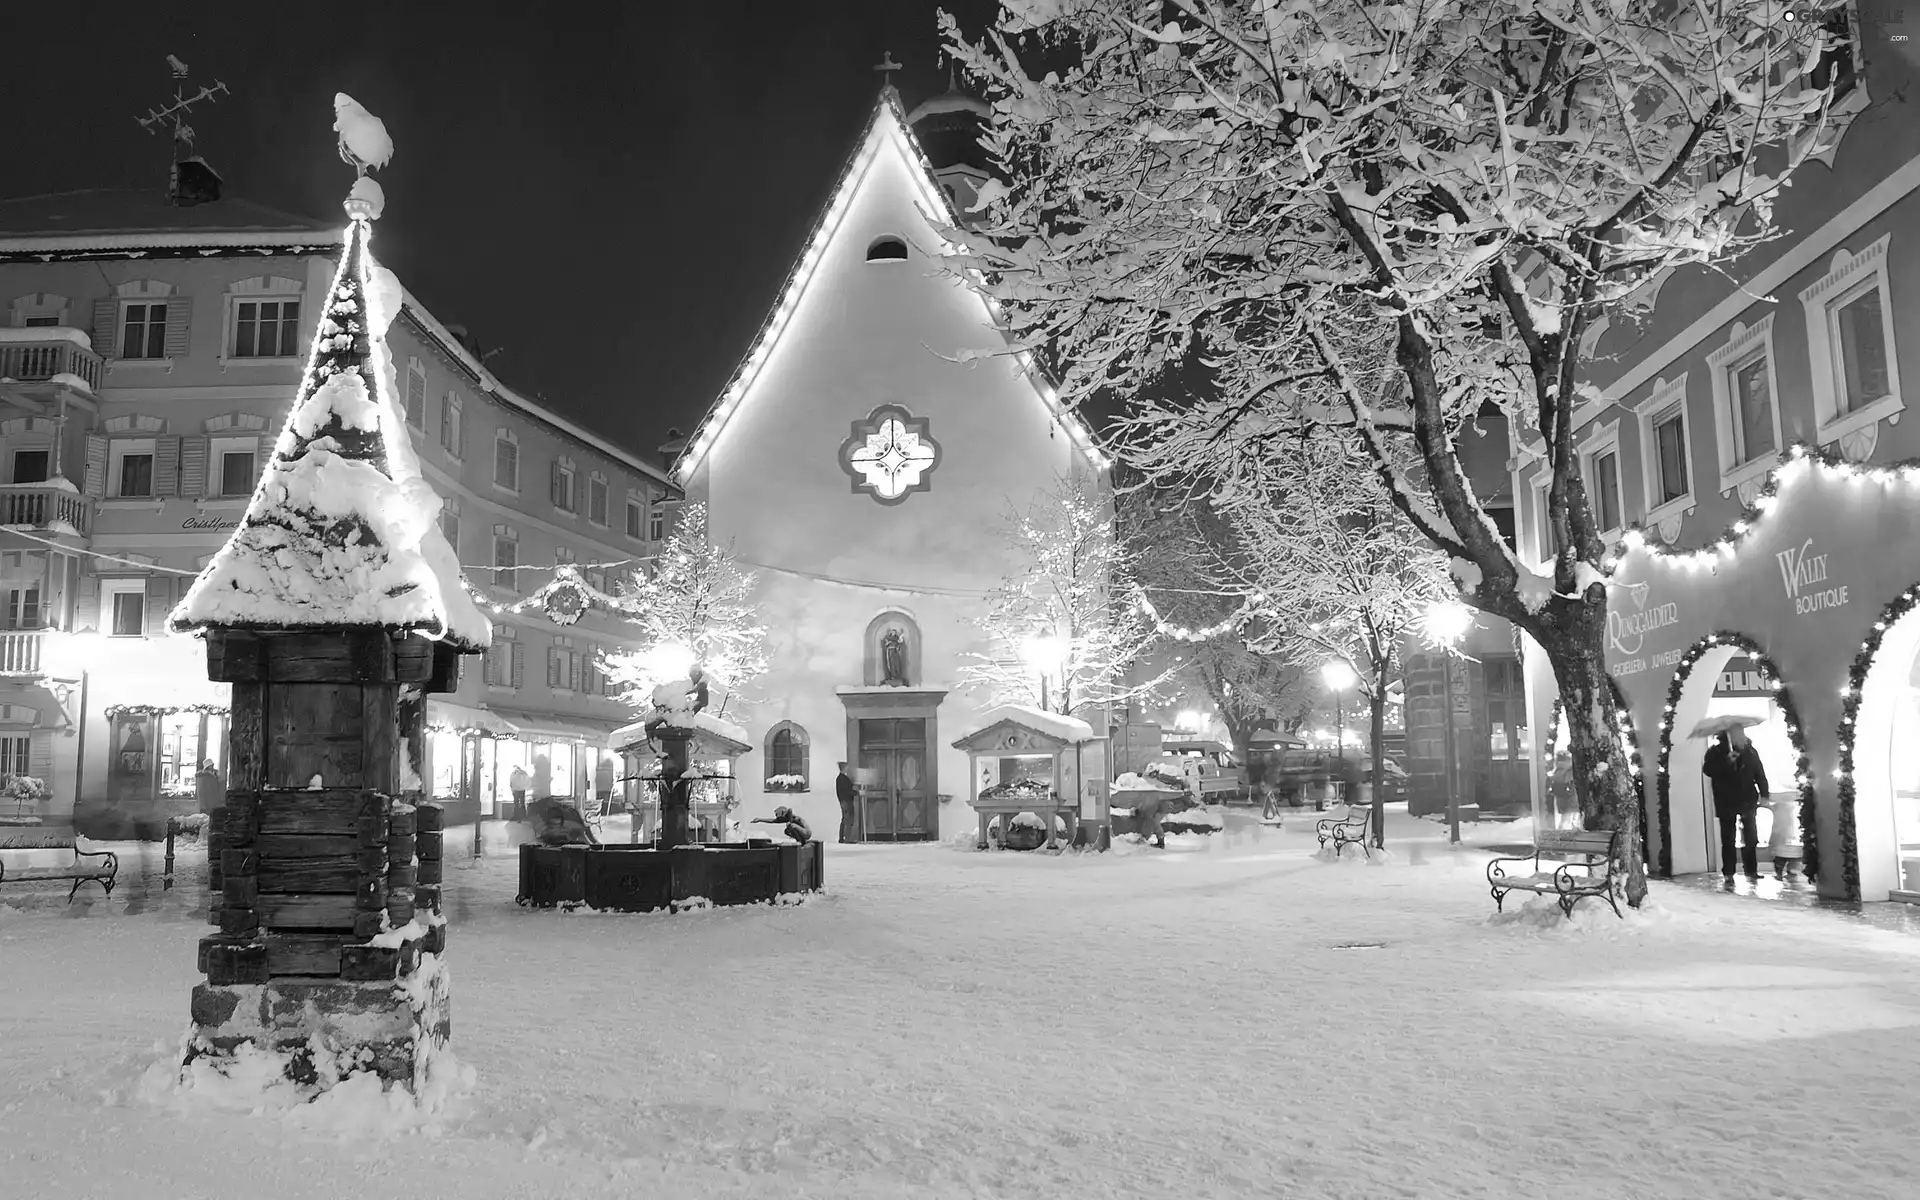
[1610, 679, 1649, 868]
[1649, 634, 1816, 884]
[463, 561, 635, 622]
[1132, 587, 1266, 642]
[1831, 586, 1920, 902]
[1613, 442, 1920, 570]
[103, 703, 230, 719]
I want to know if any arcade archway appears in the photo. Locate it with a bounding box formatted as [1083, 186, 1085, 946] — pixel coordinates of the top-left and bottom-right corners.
[1653, 634, 1814, 883]
[1839, 585, 1920, 902]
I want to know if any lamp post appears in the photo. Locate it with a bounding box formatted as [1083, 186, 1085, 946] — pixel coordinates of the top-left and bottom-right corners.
[1319, 660, 1357, 808]
[1424, 601, 1475, 846]
[1020, 632, 1066, 712]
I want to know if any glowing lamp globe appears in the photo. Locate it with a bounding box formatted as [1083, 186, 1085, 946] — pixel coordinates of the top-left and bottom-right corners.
[1020, 632, 1067, 673]
[1320, 660, 1358, 691]
[1425, 601, 1474, 647]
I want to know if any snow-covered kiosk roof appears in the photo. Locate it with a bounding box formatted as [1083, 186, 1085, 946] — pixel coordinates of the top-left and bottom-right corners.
[952, 705, 1097, 754]
[612, 713, 752, 761]
[169, 192, 489, 651]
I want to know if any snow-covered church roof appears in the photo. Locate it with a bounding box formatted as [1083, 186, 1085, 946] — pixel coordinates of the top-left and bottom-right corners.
[671, 88, 1107, 485]
[170, 202, 489, 651]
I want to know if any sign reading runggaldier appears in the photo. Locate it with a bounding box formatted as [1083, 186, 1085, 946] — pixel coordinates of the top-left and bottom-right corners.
[1607, 581, 1683, 678]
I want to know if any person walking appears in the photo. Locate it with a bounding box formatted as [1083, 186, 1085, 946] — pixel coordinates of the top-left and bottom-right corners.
[1703, 726, 1769, 881]
[508, 764, 530, 822]
[835, 760, 858, 843]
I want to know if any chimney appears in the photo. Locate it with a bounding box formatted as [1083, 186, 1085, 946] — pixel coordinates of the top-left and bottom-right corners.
[658, 427, 688, 473]
[170, 155, 223, 206]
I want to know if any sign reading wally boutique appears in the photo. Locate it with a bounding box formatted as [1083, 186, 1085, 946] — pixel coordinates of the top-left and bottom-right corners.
[1590, 452, 1920, 901]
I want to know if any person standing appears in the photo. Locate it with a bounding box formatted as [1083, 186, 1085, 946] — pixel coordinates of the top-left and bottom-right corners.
[508, 764, 530, 822]
[835, 760, 858, 843]
[193, 759, 224, 817]
[1703, 727, 1769, 881]
[594, 754, 616, 812]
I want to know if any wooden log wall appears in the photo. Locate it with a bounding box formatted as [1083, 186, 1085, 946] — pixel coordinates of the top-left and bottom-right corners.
[194, 629, 459, 987]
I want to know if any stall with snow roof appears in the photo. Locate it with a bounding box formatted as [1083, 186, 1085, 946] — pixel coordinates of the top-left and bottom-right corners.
[515, 684, 821, 911]
[956, 705, 1102, 851]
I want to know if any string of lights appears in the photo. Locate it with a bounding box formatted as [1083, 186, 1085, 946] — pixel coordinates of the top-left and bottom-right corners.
[0, 528, 200, 575]
[1131, 588, 1266, 643]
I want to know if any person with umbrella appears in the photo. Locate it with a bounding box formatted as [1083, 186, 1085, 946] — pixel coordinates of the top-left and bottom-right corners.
[1698, 715, 1769, 882]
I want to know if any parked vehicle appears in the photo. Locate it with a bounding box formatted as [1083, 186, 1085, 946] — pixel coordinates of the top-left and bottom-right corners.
[1152, 740, 1246, 801]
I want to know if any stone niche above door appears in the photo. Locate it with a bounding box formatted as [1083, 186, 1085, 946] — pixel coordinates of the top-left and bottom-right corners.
[862, 610, 922, 688]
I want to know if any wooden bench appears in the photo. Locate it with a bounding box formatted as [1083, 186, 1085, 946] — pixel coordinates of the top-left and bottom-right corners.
[1316, 802, 1371, 858]
[1487, 828, 1622, 919]
[0, 832, 118, 903]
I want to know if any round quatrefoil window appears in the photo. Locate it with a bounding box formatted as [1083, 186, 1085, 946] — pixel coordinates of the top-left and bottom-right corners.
[838, 404, 941, 505]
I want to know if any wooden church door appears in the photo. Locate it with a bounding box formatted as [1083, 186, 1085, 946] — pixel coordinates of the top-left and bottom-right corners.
[857, 718, 932, 841]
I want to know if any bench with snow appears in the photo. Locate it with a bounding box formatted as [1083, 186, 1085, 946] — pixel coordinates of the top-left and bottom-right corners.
[1487, 828, 1623, 919]
[1316, 803, 1370, 859]
[0, 834, 118, 902]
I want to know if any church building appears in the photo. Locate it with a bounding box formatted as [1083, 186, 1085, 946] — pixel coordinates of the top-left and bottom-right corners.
[671, 82, 1109, 843]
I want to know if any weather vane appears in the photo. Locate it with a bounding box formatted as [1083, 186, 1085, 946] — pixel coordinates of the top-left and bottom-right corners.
[136, 54, 230, 153]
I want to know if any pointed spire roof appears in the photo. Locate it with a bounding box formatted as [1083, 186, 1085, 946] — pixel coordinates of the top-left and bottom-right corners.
[672, 90, 1106, 485]
[171, 195, 489, 650]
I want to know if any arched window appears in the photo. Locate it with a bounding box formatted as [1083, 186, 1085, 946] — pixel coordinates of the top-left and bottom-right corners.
[866, 235, 909, 263]
[765, 721, 810, 791]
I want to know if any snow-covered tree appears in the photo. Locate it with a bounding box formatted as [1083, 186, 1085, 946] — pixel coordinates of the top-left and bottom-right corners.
[1222, 428, 1452, 844]
[962, 478, 1163, 715]
[1119, 482, 1314, 770]
[944, 0, 1855, 905]
[601, 503, 767, 708]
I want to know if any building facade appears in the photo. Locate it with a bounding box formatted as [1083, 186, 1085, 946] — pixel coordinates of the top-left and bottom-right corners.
[1512, 4, 1920, 900]
[673, 89, 1109, 843]
[0, 190, 675, 832]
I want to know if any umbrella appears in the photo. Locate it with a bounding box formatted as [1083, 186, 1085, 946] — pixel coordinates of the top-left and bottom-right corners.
[1688, 713, 1766, 739]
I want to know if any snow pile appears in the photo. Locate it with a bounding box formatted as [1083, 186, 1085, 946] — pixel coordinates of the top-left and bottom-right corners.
[1111, 771, 1183, 794]
[134, 1033, 474, 1139]
[170, 226, 487, 649]
[1162, 807, 1222, 830]
[967, 704, 1096, 744]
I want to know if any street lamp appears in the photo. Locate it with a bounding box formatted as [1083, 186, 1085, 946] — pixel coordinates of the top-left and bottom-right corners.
[1424, 601, 1475, 845]
[1313, 660, 1359, 810]
[1020, 632, 1066, 711]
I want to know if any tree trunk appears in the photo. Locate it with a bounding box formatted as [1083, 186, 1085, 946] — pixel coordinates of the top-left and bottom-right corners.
[1528, 608, 1648, 908]
[1369, 671, 1388, 849]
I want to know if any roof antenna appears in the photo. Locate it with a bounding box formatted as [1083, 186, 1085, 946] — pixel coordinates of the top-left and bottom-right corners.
[138, 56, 230, 206]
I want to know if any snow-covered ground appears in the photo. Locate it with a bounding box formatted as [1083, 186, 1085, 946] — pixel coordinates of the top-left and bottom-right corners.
[5, 807, 1920, 1199]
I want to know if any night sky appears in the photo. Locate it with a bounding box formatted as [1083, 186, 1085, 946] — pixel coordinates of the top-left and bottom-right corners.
[10, 0, 1002, 459]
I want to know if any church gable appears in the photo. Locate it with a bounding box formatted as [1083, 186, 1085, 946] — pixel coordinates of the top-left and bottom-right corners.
[675, 91, 1104, 491]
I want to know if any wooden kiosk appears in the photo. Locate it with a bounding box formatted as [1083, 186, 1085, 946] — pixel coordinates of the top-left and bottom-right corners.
[956, 705, 1101, 851]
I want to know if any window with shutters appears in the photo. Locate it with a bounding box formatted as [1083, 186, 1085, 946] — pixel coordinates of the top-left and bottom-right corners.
[648, 505, 665, 541]
[494, 432, 519, 491]
[764, 722, 810, 789]
[121, 302, 168, 359]
[11, 450, 47, 485]
[440, 500, 460, 552]
[101, 579, 146, 637]
[484, 628, 516, 687]
[231, 299, 300, 358]
[405, 360, 427, 430]
[108, 439, 157, 498]
[5, 587, 39, 630]
[207, 435, 258, 498]
[625, 498, 643, 540]
[440, 394, 464, 459]
[578, 649, 599, 695]
[551, 460, 576, 513]
[0, 734, 30, 782]
[493, 528, 519, 589]
[547, 645, 576, 690]
[587, 476, 608, 526]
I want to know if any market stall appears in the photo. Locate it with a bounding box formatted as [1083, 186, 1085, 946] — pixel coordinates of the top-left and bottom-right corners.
[614, 720, 750, 844]
[955, 705, 1100, 851]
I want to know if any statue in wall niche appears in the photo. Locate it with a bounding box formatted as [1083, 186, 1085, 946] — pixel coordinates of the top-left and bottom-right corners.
[881, 627, 909, 687]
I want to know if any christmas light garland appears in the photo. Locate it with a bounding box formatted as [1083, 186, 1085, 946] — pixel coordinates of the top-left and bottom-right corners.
[102, 703, 230, 719]
[1648, 634, 1817, 884]
[1132, 587, 1265, 642]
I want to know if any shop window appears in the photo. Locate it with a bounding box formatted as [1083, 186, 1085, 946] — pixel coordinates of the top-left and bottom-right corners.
[494, 431, 519, 491]
[1800, 235, 1902, 444]
[231, 298, 300, 358]
[11, 450, 47, 485]
[587, 476, 609, 526]
[765, 721, 809, 790]
[102, 579, 146, 637]
[5, 587, 39, 630]
[121, 302, 168, 359]
[109, 439, 156, 498]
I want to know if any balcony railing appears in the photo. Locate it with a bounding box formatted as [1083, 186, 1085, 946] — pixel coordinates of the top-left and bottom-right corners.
[0, 331, 103, 394]
[0, 631, 43, 676]
[0, 484, 93, 536]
